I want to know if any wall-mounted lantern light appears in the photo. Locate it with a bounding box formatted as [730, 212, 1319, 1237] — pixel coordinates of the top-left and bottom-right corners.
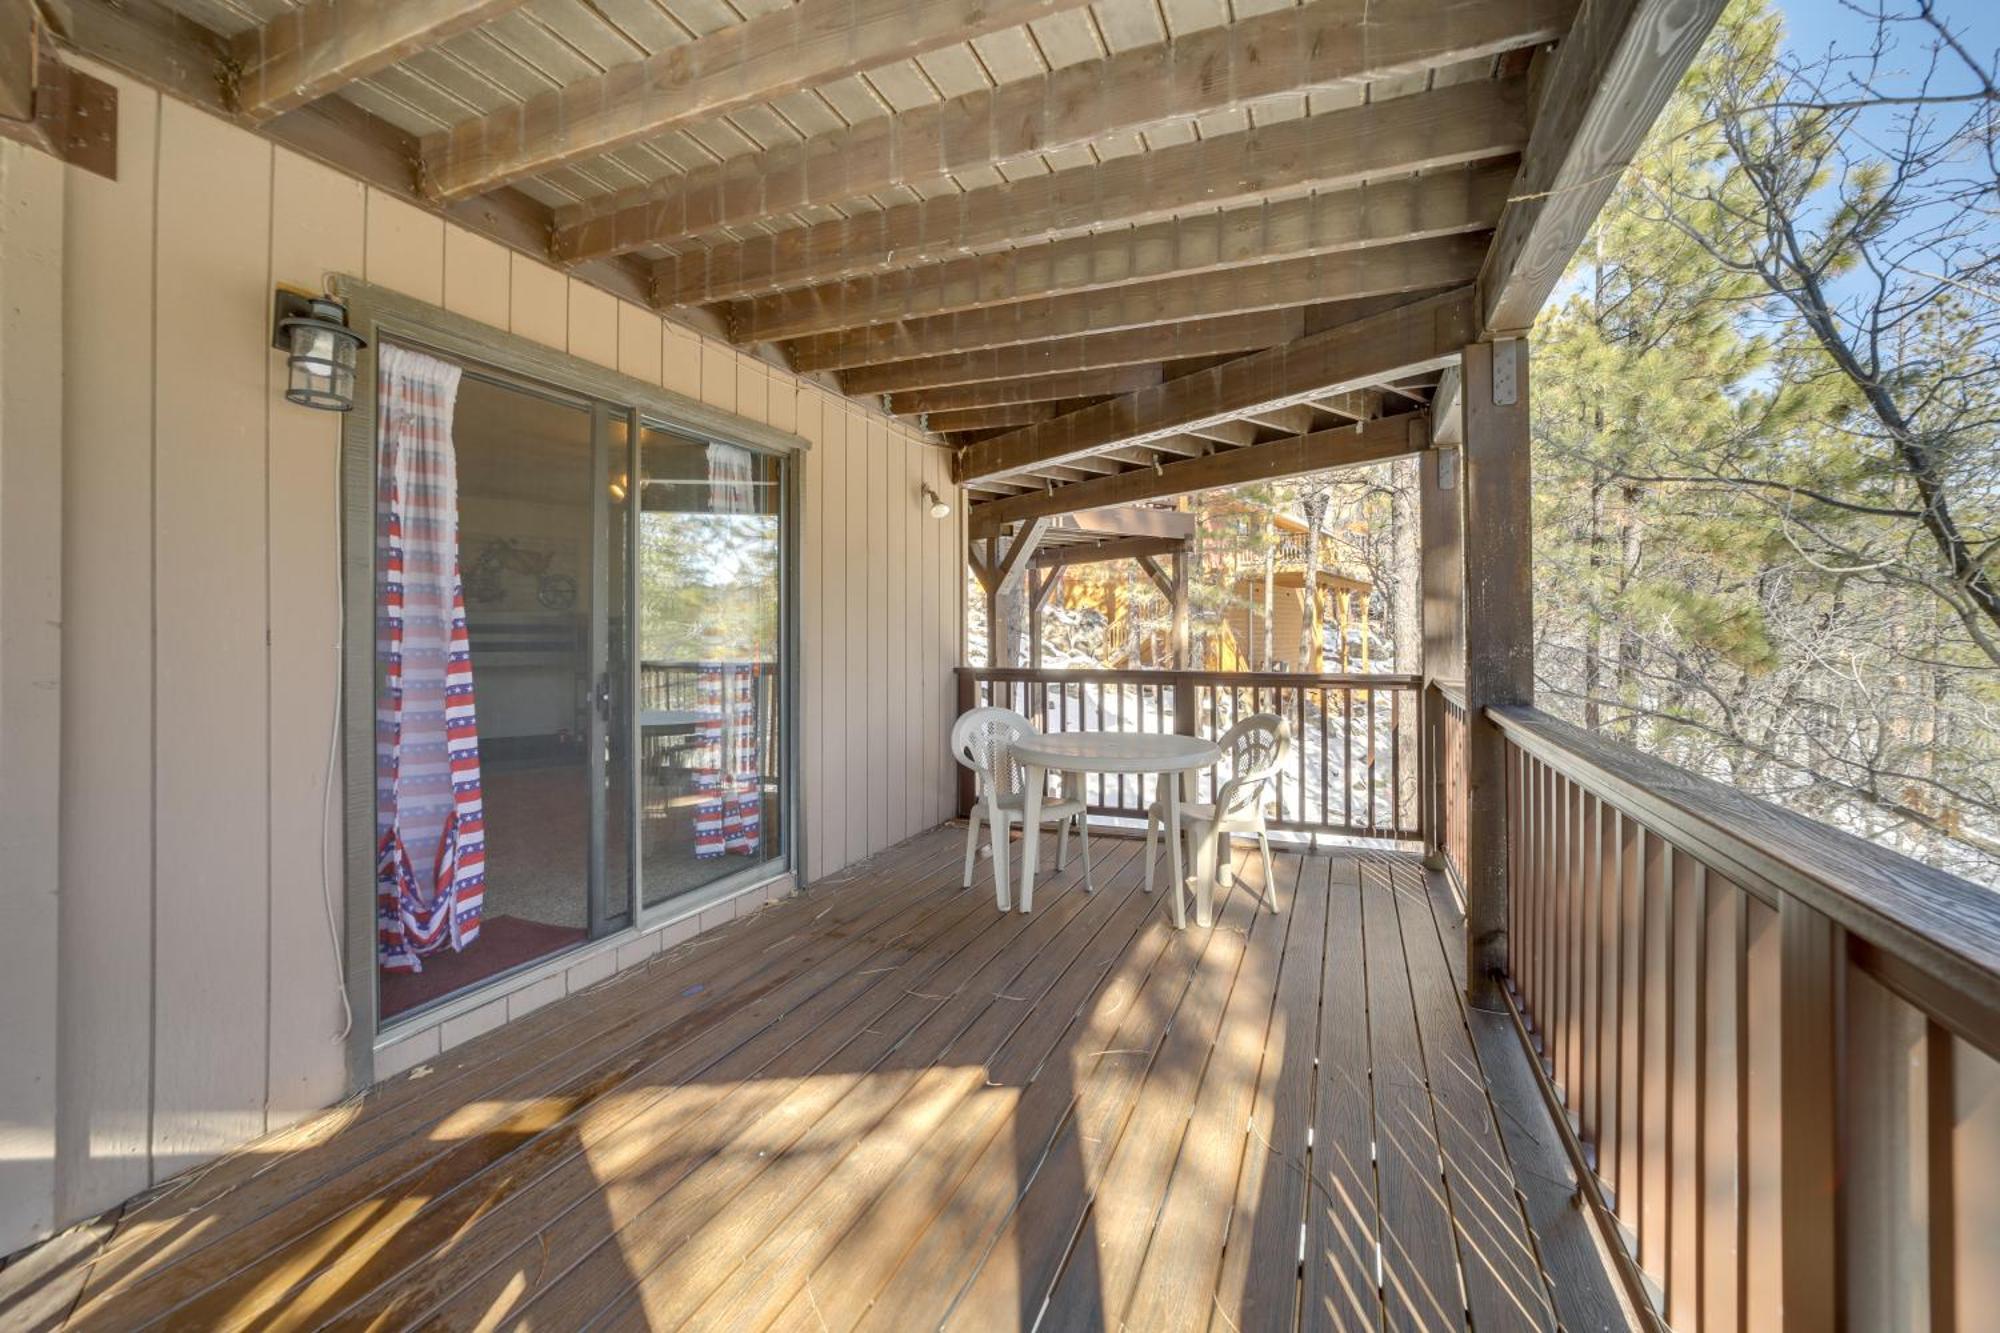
[921, 483, 952, 519]
[273, 289, 366, 411]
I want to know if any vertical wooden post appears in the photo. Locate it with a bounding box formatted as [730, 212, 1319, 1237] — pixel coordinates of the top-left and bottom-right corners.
[989, 518, 1048, 669]
[1459, 339, 1534, 1009]
[1418, 446, 1461, 861]
[1305, 579, 1323, 672]
[955, 668, 977, 818]
[1027, 567, 1044, 670]
[1170, 546, 1190, 671]
[969, 530, 998, 667]
[1027, 563, 1060, 670]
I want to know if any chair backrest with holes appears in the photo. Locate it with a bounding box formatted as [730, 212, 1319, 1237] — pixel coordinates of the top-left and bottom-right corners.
[950, 706, 1032, 799]
[1214, 713, 1291, 817]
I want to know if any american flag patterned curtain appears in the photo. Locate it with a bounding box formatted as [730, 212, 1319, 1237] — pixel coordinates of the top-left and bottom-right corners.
[375, 345, 485, 973]
[692, 662, 764, 859]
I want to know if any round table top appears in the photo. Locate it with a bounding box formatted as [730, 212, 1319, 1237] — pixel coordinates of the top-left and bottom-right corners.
[1011, 730, 1221, 773]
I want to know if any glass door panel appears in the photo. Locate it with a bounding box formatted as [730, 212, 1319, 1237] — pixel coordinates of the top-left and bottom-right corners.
[597, 408, 632, 933]
[377, 369, 600, 1020]
[635, 426, 785, 908]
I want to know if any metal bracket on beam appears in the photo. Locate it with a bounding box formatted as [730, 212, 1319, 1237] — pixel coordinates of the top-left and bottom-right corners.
[1491, 337, 1518, 406]
[0, 21, 119, 180]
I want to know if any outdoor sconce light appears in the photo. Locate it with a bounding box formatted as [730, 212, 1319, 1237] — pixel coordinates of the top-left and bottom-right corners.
[273, 289, 366, 411]
[921, 483, 952, 519]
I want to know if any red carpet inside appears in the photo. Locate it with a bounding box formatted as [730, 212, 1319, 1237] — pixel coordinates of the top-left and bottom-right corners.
[379, 914, 589, 1019]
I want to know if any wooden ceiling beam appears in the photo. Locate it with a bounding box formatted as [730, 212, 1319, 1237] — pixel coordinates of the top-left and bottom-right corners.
[420, 0, 1090, 204]
[231, 0, 528, 123]
[1431, 365, 1464, 445]
[956, 288, 1475, 484]
[59, 0, 651, 308]
[885, 366, 1162, 415]
[1032, 536, 1189, 570]
[656, 76, 1528, 307]
[921, 404, 1060, 434]
[1054, 507, 1198, 541]
[726, 162, 1513, 344]
[555, 0, 1572, 264]
[1479, 0, 1725, 333]
[1184, 420, 1260, 448]
[1243, 405, 1321, 435]
[1041, 453, 1128, 477]
[839, 310, 1301, 395]
[970, 412, 1430, 531]
[1310, 388, 1389, 421]
[786, 235, 1486, 372]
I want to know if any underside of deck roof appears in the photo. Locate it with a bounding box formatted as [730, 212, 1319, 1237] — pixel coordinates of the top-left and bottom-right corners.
[51, 0, 1720, 525]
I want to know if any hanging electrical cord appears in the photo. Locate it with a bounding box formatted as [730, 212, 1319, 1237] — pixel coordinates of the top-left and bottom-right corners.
[320, 437, 354, 1041]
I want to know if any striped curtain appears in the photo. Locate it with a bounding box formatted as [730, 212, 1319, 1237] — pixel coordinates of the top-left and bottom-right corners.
[375, 345, 485, 973]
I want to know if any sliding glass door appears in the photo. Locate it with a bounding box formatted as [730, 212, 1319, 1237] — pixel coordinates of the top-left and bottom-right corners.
[371, 346, 790, 1025]
[633, 424, 787, 909]
[377, 367, 617, 1019]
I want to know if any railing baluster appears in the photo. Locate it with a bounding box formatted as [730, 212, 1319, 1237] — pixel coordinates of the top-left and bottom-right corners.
[1366, 686, 1378, 836]
[1294, 685, 1306, 826]
[1342, 687, 1354, 832]
[954, 666, 1421, 837]
[1391, 687, 1403, 837]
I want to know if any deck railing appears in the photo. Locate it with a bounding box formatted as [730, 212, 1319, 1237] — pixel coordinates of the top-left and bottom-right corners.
[955, 666, 1420, 840]
[1485, 703, 1999, 1331]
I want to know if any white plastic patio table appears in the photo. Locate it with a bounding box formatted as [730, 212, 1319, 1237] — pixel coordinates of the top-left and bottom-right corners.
[1010, 731, 1223, 926]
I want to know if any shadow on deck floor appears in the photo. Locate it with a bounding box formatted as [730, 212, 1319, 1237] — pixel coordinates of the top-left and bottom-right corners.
[3, 825, 1628, 1332]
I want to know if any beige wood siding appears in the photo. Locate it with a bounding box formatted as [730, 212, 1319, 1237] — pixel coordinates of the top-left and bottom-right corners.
[1, 140, 68, 1253]
[17, 61, 962, 1256]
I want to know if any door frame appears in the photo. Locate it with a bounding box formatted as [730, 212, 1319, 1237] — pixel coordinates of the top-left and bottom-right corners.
[625, 416, 802, 934]
[333, 276, 808, 1092]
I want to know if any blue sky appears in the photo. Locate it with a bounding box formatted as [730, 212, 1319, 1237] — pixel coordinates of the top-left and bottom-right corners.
[1779, 0, 1997, 94]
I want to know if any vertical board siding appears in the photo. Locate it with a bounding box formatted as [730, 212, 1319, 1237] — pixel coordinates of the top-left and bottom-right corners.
[362, 192, 443, 307]
[54, 70, 158, 1227]
[442, 226, 510, 329]
[567, 279, 617, 368]
[265, 148, 366, 1129]
[28, 68, 960, 1253]
[0, 140, 67, 1250]
[151, 97, 274, 1176]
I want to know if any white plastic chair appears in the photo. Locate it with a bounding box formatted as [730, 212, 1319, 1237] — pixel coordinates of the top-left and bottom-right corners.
[1145, 713, 1291, 924]
[951, 706, 1093, 910]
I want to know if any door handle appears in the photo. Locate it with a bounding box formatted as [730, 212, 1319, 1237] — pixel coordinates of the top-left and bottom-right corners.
[595, 671, 612, 721]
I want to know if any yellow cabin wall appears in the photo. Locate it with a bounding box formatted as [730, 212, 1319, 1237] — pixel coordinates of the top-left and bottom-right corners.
[5, 63, 963, 1255]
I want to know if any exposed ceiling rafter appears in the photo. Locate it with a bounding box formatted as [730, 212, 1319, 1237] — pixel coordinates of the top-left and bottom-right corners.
[420, 0, 1093, 204]
[956, 289, 1475, 484]
[655, 76, 1529, 307]
[787, 236, 1487, 373]
[553, 0, 1573, 264]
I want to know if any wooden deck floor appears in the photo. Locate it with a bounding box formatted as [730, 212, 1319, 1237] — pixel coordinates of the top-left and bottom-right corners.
[14, 826, 1627, 1332]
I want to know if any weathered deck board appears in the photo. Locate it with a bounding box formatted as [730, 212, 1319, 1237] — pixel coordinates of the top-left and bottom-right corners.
[71, 834, 978, 1330]
[22, 826, 1625, 1333]
[1304, 852, 1384, 1332]
[1358, 854, 1465, 1332]
[1389, 856, 1556, 1331]
[1209, 851, 1332, 1333]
